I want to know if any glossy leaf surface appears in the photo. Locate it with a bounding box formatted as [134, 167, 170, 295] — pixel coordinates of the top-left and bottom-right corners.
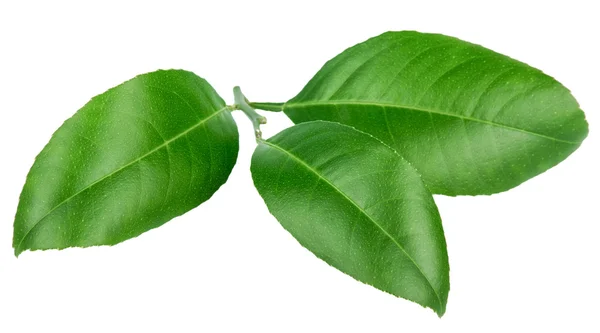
[281, 31, 589, 195]
[251, 121, 449, 315]
[14, 70, 238, 256]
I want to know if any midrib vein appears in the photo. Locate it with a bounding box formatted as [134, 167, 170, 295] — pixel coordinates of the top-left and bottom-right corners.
[263, 140, 444, 312]
[15, 107, 228, 252]
[284, 100, 580, 145]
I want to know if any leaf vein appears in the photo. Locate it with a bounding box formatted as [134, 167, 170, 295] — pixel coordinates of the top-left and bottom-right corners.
[284, 101, 579, 145]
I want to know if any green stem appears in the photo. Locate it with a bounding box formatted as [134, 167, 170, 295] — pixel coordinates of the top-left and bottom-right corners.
[233, 86, 267, 141]
[249, 102, 285, 112]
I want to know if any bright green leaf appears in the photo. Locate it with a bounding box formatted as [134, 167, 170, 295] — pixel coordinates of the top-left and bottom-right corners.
[251, 121, 449, 316]
[277, 31, 589, 196]
[13, 70, 238, 256]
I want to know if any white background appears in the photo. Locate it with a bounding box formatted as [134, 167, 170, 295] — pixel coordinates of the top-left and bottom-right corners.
[1, 1, 598, 332]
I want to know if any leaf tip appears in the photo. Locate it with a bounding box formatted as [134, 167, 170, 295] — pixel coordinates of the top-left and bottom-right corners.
[13, 246, 23, 258]
[435, 304, 447, 318]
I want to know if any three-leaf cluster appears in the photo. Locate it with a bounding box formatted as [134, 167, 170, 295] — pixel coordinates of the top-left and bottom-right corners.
[13, 31, 588, 316]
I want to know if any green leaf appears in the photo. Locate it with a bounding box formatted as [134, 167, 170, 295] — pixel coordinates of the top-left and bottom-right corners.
[279, 31, 589, 196]
[13, 70, 238, 256]
[251, 121, 449, 316]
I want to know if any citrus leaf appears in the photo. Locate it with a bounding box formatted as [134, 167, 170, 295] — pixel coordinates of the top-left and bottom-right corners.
[251, 121, 449, 316]
[279, 31, 589, 196]
[13, 70, 238, 256]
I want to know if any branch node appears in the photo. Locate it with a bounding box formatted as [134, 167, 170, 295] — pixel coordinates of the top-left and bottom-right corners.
[233, 86, 266, 142]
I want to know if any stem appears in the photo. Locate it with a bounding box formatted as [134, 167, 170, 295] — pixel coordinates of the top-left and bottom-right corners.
[233, 86, 267, 141]
[249, 102, 284, 112]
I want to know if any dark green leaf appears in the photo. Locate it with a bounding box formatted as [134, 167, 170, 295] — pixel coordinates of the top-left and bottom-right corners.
[280, 31, 589, 196]
[13, 70, 238, 256]
[251, 121, 449, 316]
